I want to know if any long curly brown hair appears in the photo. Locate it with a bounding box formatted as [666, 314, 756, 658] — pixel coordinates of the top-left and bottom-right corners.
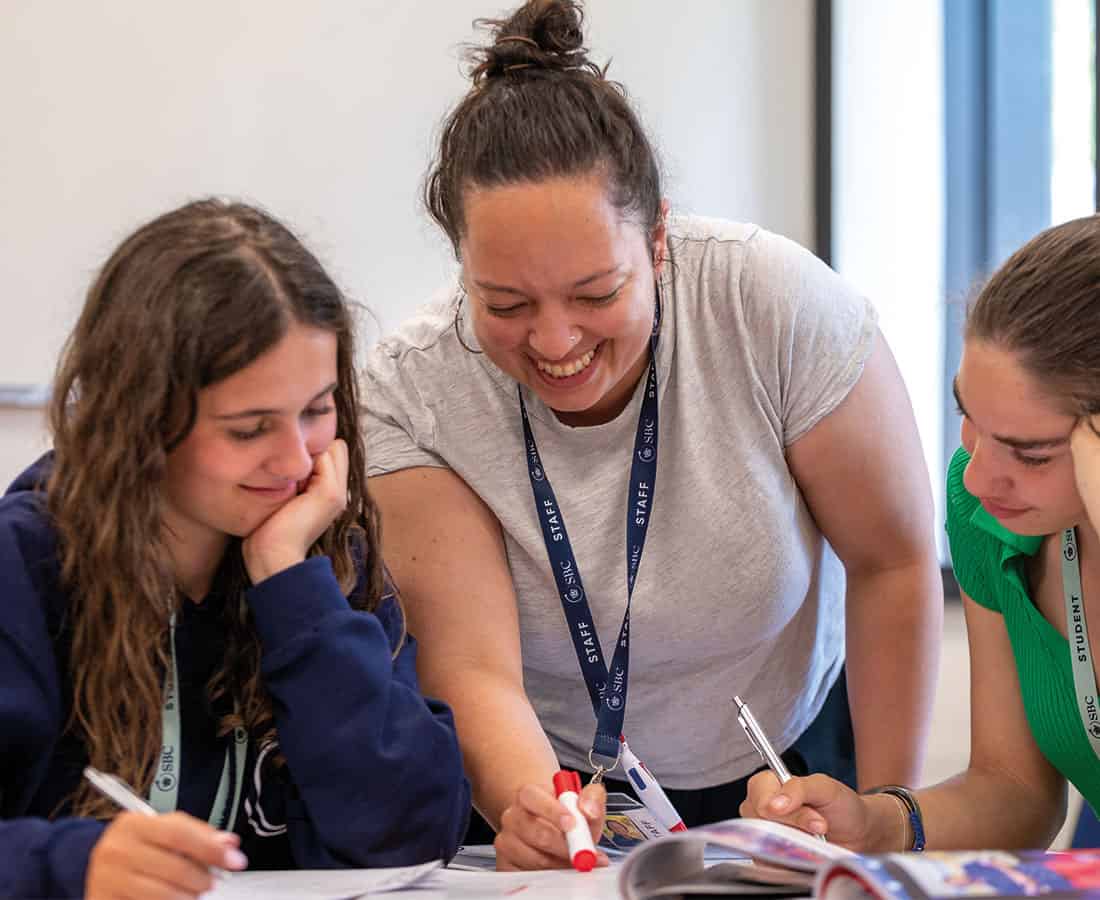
[47, 199, 385, 820]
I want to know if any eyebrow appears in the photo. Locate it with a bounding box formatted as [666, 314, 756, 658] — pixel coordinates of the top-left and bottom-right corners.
[213, 382, 338, 421]
[473, 265, 626, 295]
[952, 377, 1069, 450]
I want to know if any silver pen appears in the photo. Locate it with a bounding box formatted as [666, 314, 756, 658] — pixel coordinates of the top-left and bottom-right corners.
[82, 767, 232, 880]
[732, 697, 827, 842]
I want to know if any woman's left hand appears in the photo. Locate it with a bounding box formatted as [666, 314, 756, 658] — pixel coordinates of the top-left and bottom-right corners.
[1071, 416, 1100, 526]
[242, 438, 349, 584]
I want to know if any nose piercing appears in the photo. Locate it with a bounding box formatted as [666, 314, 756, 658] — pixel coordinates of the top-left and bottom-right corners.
[569, 333, 580, 344]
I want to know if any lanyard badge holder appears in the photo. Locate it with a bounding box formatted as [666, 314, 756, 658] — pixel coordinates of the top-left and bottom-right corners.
[520, 296, 668, 797]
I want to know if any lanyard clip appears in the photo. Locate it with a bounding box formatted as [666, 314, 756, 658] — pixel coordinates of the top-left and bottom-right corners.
[587, 744, 621, 783]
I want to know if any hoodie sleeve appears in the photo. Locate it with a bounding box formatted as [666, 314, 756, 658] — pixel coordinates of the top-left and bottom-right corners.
[246, 557, 470, 868]
[0, 818, 106, 899]
[0, 498, 107, 898]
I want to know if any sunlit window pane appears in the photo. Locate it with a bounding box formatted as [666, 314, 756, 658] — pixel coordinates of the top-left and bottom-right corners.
[1051, 0, 1096, 223]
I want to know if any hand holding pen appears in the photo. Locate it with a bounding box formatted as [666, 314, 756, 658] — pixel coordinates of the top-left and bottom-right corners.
[82, 767, 247, 899]
[739, 763, 891, 851]
[733, 697, 828, 843]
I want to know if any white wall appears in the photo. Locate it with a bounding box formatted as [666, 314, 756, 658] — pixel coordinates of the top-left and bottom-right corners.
[832, 0, 947, 557]
[0, 1, 814, 486]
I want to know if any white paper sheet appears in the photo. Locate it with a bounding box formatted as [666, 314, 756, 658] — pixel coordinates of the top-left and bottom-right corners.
[200, 860, 441, 899]
[439, 866, 621, 899]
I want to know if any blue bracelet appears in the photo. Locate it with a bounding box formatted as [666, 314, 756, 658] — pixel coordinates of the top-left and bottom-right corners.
[866, 784, 926, 851]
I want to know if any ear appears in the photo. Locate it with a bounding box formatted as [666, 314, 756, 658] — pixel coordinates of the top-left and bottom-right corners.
[651, 199, 671, 277]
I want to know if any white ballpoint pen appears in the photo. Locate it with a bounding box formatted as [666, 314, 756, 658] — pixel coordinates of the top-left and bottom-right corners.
[83, 766, 160, 817]
[83, 767, 233, 879]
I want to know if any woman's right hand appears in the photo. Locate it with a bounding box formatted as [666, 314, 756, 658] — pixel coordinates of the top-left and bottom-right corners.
[1071, 416, 1100, 527]
[242, 437, 349, 585]
[494, 780, 610, 871]
[740, 771, 876, 851]
[86, 811, 248, 900]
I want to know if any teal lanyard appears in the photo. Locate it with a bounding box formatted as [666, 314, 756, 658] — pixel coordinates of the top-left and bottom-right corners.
[1061, 528, 1100, 758]
[148, 613, 248, 830]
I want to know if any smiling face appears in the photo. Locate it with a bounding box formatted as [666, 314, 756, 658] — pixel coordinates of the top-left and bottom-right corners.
[161, 322, 339, 568]
[460, 173, 667, 426]
[956, 338, 1082, 534]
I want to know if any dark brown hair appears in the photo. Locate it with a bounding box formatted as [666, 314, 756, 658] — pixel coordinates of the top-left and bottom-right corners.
[425, 0, 663, 257]
[966, 214, 1100, 416]
[47, 198, 385, 818]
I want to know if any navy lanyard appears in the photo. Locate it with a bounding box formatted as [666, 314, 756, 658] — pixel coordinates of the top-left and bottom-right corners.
[519, 297, 660, 770]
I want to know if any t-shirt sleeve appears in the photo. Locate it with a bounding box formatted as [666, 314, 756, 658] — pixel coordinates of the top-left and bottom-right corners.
[738, 227, 878, 446]
[361, 342, 448, 477]
[944, 446, 1002, 612]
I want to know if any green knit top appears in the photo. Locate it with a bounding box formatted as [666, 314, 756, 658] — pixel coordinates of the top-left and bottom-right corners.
[946, 447, 1100, 811]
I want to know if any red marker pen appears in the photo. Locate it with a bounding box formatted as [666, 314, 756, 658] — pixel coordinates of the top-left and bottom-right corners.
[553, 770, 597, 872]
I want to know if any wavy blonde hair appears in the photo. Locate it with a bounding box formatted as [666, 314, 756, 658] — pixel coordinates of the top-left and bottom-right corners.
[47, 199, 385, 819]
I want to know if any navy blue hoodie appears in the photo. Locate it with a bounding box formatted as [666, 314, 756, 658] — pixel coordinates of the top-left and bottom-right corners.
[0, 455, 470, 898]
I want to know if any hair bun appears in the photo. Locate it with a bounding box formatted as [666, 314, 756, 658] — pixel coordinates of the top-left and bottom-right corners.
[470, 0, 597, 83]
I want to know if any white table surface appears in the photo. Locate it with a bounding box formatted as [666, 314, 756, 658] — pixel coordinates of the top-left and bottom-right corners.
[202, 847, 625, 899]
[407, 865, 622, 899]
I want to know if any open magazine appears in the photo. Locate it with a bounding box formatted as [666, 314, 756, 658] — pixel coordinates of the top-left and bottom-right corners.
[618, 817, 1100, 900]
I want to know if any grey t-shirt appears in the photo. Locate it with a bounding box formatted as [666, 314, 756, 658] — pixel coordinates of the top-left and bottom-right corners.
[363, 216, 876, 789]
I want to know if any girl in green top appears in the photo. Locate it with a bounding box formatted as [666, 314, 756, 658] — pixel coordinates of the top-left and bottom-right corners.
[742, 213, 1100, 851]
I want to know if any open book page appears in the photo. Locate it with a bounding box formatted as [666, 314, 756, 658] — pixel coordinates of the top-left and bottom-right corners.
[628, 860, 816, 898]
[619, 817, 854, 900]
[199, 859, 441, 899]
[815, 850, 1100, 900]
[692, 819, 854, 871]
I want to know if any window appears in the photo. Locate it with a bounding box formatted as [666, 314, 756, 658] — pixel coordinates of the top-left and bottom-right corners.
[943, 0, 1097, 563]
[1051, 0, 1096, 224]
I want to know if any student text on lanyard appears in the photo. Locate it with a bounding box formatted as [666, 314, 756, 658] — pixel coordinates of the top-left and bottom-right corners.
[149, 612, 248, 831]
[1062, 529, 1100, 760]
[519, 292, 660, 780]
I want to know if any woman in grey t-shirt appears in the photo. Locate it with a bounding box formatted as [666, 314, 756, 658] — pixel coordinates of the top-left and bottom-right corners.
[364, 0, 943, 871]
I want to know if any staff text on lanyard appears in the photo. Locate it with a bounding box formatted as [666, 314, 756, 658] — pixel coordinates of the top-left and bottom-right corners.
[519, 297, 661, 769]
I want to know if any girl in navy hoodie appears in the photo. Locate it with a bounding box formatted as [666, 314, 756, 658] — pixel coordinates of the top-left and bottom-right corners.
[0, 199, 469, 899]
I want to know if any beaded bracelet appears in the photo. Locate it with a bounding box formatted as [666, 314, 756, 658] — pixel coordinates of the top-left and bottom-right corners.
[865, 784, 926, 851]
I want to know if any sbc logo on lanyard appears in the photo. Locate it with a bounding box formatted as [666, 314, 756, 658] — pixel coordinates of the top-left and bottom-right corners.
[563, 586, 585, 604]
[518, 294, 661, 774]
